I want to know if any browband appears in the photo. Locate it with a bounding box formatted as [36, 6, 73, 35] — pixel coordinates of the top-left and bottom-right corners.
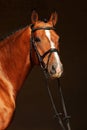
[32, 27, 55, 33]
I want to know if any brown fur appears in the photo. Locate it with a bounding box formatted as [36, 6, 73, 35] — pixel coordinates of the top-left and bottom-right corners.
[0, 12, 62, 129]
[0, 26, 32, 129]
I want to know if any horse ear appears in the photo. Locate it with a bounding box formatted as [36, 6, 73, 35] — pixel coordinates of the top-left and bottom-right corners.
[49, 12, 58, 26]
[31, 10, 38, 24]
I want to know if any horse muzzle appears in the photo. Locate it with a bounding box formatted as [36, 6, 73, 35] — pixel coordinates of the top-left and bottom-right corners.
[49, 63, 63, 79]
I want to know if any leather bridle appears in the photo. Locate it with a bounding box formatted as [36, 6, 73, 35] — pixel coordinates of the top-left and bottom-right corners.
[30, 25, 71, 130]
[30, 26, 59, 74]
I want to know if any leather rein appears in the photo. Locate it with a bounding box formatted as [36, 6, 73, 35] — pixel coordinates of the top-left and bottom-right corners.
[30, 25, 71, 130]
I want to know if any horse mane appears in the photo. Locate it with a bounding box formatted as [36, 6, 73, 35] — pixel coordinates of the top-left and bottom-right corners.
[0, 25, 29, 42]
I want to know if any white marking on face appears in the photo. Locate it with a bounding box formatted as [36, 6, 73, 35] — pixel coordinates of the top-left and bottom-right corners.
[45, 30, 62, 71]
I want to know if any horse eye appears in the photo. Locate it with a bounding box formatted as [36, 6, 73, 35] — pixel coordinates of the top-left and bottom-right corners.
[35, 37, 41, 42]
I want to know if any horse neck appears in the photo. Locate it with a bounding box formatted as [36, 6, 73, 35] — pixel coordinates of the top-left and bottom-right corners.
[0, 26, 33, 97]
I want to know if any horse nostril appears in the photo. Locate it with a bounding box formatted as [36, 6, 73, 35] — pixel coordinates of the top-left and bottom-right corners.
[52, 65, 56, 71]
[50, 65, 56, 75]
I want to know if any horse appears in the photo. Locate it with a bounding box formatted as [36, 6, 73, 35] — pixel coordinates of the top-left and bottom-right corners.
[0, 11, 63, 130]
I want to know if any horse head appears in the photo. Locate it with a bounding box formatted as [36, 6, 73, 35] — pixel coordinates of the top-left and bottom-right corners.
[31, 11, 63, 79]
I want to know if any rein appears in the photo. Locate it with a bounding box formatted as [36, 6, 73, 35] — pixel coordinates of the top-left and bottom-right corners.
[30, 25, 71, 130]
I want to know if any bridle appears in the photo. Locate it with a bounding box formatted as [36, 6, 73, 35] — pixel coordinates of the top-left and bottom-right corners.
[31, 26, 59, 73]
[30, 24, 71, 130]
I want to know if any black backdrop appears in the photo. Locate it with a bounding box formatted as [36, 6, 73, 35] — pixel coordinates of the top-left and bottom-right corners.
[0, 0, 87, 130]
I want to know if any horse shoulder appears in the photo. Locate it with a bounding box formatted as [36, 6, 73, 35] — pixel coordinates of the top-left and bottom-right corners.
[0, 65, 15, 130]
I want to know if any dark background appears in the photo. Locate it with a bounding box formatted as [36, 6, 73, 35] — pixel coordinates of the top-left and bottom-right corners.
[0, 0, 87, 130]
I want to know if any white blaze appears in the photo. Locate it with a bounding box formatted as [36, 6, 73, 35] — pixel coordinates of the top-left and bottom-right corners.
[45, 30, 62, 69]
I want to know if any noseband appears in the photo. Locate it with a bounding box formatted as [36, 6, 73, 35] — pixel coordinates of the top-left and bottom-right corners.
[30, 25, 71, 130]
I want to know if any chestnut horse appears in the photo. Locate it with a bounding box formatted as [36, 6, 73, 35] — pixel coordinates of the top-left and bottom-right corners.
[0, 11, 63, 129]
